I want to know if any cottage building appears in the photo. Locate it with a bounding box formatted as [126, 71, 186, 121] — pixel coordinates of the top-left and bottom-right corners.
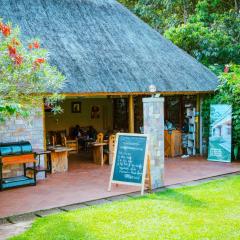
[0, 0, 218, 179]
[4, 1, 240, 219]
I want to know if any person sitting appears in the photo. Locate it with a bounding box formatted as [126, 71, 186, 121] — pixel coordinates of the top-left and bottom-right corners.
[164, 120, 174, 130]
[87, 126, 97, 140]
[72, 125, 81, 139]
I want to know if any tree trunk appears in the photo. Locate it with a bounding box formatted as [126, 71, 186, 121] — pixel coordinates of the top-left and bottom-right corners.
[234, 0, 240, 13]
[183, 0, 188, 24]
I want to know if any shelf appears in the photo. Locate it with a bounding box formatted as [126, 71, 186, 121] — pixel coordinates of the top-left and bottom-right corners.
[185, 107, 196, 156]
[1, 176, 35, 189]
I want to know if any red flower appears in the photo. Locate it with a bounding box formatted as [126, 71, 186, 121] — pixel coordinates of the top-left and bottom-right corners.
[2, 25, 11, 37]
[8, 45, 17, 57]
[14, 54, 23, 65]
[33, 58, 45, 68]
[33, 41, 40, 49]
[36, 58, 45, 63]
[224, 66, 229, 73]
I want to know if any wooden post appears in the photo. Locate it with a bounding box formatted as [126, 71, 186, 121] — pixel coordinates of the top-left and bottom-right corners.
[42, 100, 48, 172]
[179, 96, 184, 128]
[42, 100, 46, 151]
[128, 95, 134, 133]
[196, 94, 200, 152]
[146, 155, 152, 191]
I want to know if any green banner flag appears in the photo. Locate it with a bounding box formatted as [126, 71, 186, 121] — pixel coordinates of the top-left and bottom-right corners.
[208, 104, 232, 162]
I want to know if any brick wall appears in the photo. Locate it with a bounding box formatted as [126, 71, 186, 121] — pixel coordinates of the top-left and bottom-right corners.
[0, 113, 44, 178]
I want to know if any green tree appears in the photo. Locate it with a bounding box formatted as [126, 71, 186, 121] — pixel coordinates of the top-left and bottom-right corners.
[165, 1, 240, 67]
[119, 0, 239, 66]
[202, 64, 240, 146]
[0, 20, 64, 120]
[215, 65, 240, 145]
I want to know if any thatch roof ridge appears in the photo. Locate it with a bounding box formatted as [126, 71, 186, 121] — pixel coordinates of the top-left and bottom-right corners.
[0, 0, 218, 93]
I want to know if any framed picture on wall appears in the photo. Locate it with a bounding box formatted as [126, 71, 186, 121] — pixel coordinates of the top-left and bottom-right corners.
[91, 105, 100, 119]
[72, 102, 81, 113]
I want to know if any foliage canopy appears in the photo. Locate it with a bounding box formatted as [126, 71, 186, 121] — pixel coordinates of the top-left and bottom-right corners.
[120, 0, 240, 68]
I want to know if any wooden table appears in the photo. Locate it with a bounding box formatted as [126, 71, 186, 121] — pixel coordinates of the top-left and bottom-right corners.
[47, 146, 72, 173]
[92, 142, 108, 166]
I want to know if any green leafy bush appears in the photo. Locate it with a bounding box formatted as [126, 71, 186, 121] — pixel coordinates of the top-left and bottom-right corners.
[202, 65, 240, 146]
[0, 20, 65, 120]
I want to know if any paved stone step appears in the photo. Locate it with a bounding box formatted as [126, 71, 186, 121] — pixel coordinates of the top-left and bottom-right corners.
[8, 213, 37, 224]
[85, 199, 111, 206]
[106, 195, 131, 202]
[35, 208, 63, 217]
[60, 203, 88, 211]
[0, 218, 10, 225]
[0, 221, 33, 240]
[126, 191, 142, 197]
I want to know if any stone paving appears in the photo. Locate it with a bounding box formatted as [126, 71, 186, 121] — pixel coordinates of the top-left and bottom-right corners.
[0, 172, 239, 240]
[0, 221, 33, 240]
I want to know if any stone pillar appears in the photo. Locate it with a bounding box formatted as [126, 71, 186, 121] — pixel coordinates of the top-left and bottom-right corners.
[143, 97, 164, 189]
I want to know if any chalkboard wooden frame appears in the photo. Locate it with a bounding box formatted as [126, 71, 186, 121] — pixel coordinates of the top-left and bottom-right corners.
[108, 133, 149, 195]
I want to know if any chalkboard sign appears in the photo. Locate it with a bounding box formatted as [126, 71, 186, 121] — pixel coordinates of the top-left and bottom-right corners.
[108, 133, 149, 195]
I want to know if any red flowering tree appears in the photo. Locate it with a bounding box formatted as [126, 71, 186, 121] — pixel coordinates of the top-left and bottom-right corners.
[0, 20, 65, 120]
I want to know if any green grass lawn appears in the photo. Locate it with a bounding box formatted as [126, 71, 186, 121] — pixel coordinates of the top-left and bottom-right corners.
[11, 175, 240, 240]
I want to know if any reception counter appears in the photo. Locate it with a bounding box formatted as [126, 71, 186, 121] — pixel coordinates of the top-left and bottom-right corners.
[164, 130, 182, 157]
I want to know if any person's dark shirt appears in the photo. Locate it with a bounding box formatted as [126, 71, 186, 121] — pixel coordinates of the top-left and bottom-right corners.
[88, 128, 96, 139]
[72, 128, 79, 138]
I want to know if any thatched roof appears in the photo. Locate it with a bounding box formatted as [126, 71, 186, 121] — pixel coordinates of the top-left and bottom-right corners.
[0, 0, 218, 94]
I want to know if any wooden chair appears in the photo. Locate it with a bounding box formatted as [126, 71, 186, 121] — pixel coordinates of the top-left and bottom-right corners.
[49, 130, 67, 146]
[109, 134, 116, 165]
[96, 132, 104, 143]
[52, 135, 56, 146]
[61, 136, 67, 146]
[62, 136, 78, 153]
